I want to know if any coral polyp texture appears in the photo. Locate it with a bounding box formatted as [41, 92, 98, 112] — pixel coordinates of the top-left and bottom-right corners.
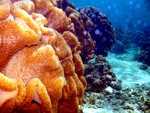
[56, 0, 95, 63]
[78, 7, 115, 56]
[84, 55, 121, 92]
[0, 0, 86, 113]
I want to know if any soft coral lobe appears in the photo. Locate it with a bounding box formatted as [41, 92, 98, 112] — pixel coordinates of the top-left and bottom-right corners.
[0, 0, 86, 113]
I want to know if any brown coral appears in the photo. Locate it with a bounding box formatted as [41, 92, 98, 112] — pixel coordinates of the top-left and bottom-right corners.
[78, 7, 115, 56]
[56, 0, 95, 63]
[84, 55, 121, 92]
[0, 0, 86, 113]
[33, 0, 69, 32]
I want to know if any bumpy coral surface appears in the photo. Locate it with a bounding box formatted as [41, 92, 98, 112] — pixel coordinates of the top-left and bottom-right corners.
[84, 55, 121, 92]
[78, 7, 115, 56]
[0, 0, 86, 113]
[56, 0, 95, 63]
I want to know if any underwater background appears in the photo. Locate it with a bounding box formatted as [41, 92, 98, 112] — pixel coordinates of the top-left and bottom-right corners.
[69, 0, 150, 113]
[70, 0, 150, 30]
[0, 0, 149, 112]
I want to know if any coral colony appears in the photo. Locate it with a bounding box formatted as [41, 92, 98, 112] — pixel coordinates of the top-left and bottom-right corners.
[1, 0, 149, 113]
[0, 0, 116, 112]
[0, 0, 86, 112]
[0, 0, 120, 112]
[78, 7, 115, 57]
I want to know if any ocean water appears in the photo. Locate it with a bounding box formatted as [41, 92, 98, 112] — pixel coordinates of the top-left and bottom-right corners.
[68, 0, 150, 113]
[0, 1, 149, 113]
[70, 0, 150, 30]
[69, 0, 150, 85]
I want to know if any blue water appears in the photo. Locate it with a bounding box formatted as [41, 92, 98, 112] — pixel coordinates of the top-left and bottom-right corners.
[67, 1, 150, 112]
[68, 0, 150, 112]
[70, 0, 150, 30]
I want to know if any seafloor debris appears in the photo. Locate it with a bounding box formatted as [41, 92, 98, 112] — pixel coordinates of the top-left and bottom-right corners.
[0, 0, 86, 112]
[82, 84, 150, 113]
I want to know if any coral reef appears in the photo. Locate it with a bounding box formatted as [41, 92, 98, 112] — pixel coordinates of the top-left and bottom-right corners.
[78, 7, 115, 56]
[135, 25, 150, 66]
[136, 42, 150, 66]
[82, 84, 150, 113]
[113, 27, 149, 51]
[56, 0, 95, 63]
[0, 0, 86, 113]
[56, 0, 75, 11]
[127, 30, 147, 47]
[84, 55, 121, 92]
[113, 27, 150, 66]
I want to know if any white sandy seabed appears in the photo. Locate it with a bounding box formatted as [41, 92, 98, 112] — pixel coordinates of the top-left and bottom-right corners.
[106, 51, 150, 88]
[83, 108, 113, 113]
[83, 49, 150, 113]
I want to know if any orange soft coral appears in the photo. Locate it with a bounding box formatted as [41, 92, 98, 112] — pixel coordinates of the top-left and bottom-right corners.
[33, 0, 69, 32]
[0, 0, 86, 113]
